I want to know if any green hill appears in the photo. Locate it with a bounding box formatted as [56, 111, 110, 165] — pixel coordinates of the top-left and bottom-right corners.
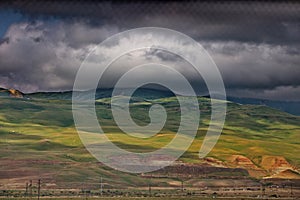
[0, 94, 299, 189]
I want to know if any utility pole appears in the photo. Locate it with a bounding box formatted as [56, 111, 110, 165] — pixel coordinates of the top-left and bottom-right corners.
[25, 182, 28, 197]
[290, 181, 293, 197]
[262, 183, 265, 197]
[148, 175, 152, 197]
[100, 177, 103, 196]
[37, 179, 41, 200]
[84, 182, 88, 200]
[29, 180, 32, 200]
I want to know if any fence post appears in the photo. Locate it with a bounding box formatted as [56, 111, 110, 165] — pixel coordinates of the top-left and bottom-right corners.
[37, 179, 41, 200]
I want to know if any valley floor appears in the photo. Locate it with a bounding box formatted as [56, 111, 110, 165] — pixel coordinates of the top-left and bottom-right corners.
[0, 198, 298, 200]
[1, 184, 300, 199]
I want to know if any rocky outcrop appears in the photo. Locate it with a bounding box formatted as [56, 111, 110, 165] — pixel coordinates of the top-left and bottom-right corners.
[261, 156, 291, 170]
[226, 155, 300, 179]
[270, 169, 300, 179]
[204, 157, 226, 168]
[8, 88, 23, 98]
[229, 155, 259, 169]
[261, 156, 300, 179]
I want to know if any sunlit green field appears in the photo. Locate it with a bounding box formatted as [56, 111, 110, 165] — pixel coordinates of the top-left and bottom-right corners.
[1, 96, 299, 163]
[0, 95, 299, 188]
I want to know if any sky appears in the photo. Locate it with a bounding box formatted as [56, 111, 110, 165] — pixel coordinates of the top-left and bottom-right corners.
[0, 1, 299, 101]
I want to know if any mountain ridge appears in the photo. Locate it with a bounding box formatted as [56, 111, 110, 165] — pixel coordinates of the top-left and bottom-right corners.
[1, 87, 299, 116]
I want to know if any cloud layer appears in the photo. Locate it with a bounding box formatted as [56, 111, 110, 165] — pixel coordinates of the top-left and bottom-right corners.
[0, 1, 299, 100]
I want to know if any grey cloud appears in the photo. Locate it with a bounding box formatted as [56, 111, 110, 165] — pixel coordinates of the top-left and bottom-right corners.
[2, 1, 300, 45]
[0, 37, 9, 45]
[0, 21, 84, 92]
[0, 1, 299, 100]
[227, 86, 300, 101]
[144, 48, 182, 62]
[62, 22, 119, 48]
[204, 42, 300, 90]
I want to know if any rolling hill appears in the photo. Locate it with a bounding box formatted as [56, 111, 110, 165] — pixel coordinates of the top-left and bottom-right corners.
[3, 87, 299, 116]
[0, 88, 299, 190]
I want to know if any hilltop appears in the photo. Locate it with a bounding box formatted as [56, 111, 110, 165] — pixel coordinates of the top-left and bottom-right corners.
[1, 87, 299, 116]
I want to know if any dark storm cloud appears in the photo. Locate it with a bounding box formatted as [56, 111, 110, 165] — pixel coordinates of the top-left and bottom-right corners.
[202, 42, 300, 90]
[2, 1, 300, 45]
[0, 1, 299, 100]
[145, 48, 182, 62]
[0, 37, 9, 45]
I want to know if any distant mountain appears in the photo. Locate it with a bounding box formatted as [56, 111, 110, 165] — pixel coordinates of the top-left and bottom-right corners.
[25, 88, 175, 100]
[227, 96, 300, 116]
[1, 87, 299, 116]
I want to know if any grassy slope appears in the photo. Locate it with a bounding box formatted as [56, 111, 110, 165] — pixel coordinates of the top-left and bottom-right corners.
[0, 96, 299, 187]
